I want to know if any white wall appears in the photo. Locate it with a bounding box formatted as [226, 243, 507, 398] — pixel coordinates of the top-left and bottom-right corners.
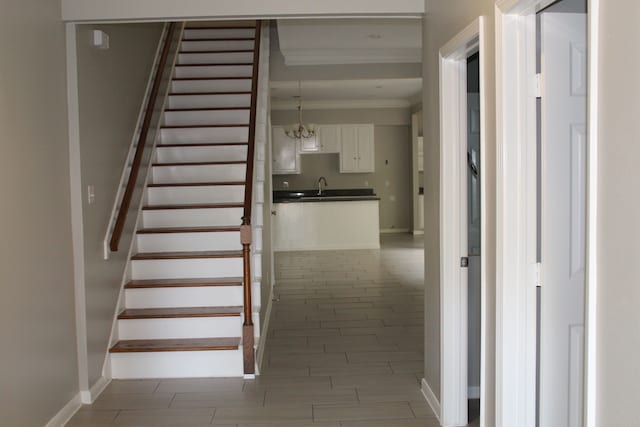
[61, 0, 424, 22]
[0, 0, 79, 424]
[75, 23, 163, 386]
[595, 0, 640, 424]
[422, 1, 497, 424]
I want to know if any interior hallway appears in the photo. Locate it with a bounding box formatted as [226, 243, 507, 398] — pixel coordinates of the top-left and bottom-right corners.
[67, 234, 477, 426]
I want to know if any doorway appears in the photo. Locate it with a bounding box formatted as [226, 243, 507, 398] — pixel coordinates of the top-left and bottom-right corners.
[495, 0, 593, 425]
[437, 17, 486, 427]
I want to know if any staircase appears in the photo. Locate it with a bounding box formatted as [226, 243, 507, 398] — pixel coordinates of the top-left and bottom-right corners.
[108, 22, 261, 379]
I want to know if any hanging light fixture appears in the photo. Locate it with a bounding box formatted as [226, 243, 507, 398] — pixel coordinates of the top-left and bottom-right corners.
[285, 81, 316, 139]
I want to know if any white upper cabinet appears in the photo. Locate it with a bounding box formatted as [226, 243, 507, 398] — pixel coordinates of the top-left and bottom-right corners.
[272, 126, 300, 174]
[340, 124, 375, 173]
[298, 134, 320, 153]
[316, 125, 341, 153]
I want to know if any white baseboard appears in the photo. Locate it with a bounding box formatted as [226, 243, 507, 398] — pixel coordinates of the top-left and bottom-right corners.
[256, 283, 274, 374]
[468, 385, 480, 399]
[380, 228, 411, 234]
[412, 229, 425, 235]
[80, 376, 111, 404]
[421, 378, 442, 423]
[45, 393, 82, 427]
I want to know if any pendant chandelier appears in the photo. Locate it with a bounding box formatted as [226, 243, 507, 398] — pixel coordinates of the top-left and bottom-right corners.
[285, 81, 316, 139]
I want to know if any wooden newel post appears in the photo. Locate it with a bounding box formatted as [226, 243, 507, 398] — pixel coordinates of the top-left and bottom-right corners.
[240, 220, 255, 375]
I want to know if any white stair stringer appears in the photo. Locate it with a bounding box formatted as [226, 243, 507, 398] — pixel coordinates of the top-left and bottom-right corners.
[109, 22, 268, 379]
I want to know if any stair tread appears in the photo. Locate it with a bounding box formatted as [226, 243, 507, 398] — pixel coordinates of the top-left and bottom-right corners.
[118, 306, 242, 319]
[157, 143, 248, 147]
[165, 107, 251, 112]
[148, 181, 245, 187]
[143, 202, 244, 210]
[187, 25, 256, 30]
[125, 277, 243, 288]
[152, 161, 246, 166]
[137, 226, 241, 234]
[132, 250, 243, 260]
[110, 337, 241, 353]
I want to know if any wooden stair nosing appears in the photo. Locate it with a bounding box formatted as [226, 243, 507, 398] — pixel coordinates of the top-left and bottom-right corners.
[148, 181, 245, 188]
[152, 160, 246, 167]
[165, 106, 251, 112]
[109, 337, 241, 353]
[174, 62, 253, 67]
[161, 124, 248, 130]
[179, 49, 254, 54]
[172, 77, 251, 82]
[137, 226, 241, 234]
[118, 306, 242, 319]
[182, 37, 255, 42]
[186, 25, 256, 30]
[157, 142, 248, 148]
[125, 277, 243, 289]
[168, 91, 251, 96]
[143, 202, 244, 211]
[131, 250, 243, 260]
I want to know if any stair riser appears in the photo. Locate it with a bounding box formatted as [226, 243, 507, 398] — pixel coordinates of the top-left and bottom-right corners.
[178, 52, 253, 65]
[161, 126, 248, 144]
[156, 145, 247, 163]
[167, 94, 251, 110]
[163, 109, 250, 126]
[111, 349, 243, 378]
[118, 317, 242, 340]
[125, 286, 243, 308]
[146, 186, 244, 205]
[137, 232, 242, 252]
[142, 208, 244, 228]
[174, 65, 253, 79]
[171, 79, 252, 94]
[131, 258, 243, 280]
[183, 28, 255, 39]
[152, 164, 247, 183]
[181, 40, 254, 52]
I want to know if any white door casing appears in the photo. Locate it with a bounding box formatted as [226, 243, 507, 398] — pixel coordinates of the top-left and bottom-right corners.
[539, 12, 587, 427]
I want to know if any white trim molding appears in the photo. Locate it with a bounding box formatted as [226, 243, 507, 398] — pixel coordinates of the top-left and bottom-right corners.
[44, 394, 82, 427]
[80, 376, 111, 404]
[494, 1, 598, 427]
[422, 378, 442, 422]
[438, 17, 484, 427]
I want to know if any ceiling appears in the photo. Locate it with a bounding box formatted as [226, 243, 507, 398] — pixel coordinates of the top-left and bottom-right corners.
[270, 78, 422, 110]
[272, 19, 423, 110]
[277, 19, 422, 66]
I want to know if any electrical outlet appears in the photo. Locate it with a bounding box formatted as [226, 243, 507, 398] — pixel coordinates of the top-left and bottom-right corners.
[87, 185, 96, 205]
[283, 181, 289, 189]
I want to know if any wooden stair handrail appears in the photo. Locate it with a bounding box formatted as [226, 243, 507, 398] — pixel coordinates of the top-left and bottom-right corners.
[109, 22, 179, 252]
[241, 21, 262, 375]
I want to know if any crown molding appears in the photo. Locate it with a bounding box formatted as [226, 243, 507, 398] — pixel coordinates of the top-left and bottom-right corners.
[270, 98, 411, 110]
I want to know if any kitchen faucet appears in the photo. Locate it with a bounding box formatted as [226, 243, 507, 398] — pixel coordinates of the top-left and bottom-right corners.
[317, 176, 328, 195]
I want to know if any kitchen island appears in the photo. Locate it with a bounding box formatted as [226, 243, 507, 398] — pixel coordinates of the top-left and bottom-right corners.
[272, 189, 380, 251]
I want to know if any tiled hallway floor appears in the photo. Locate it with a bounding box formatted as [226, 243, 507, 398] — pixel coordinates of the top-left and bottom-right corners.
[68, 234, 478, 426]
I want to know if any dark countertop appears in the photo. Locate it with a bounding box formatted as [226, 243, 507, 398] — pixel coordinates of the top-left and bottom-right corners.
[273, 188, 380, 203]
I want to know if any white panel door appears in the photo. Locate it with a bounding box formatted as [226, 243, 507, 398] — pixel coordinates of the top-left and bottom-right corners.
[540, 13, 587, 427]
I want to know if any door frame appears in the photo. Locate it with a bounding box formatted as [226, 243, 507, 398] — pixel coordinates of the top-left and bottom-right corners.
[438, 17, 487, 426]
[494, 1, 600, 426]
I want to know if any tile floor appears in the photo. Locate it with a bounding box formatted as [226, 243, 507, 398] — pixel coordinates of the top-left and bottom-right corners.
[68, 234, 479, 426]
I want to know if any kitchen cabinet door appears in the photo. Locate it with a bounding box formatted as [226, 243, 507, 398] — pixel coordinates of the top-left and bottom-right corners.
[272, 126, 300, 174]
[340, 124, 375, 173]
[317, 125, 341, 153]
[356, 124, 375, 173]
[339, 125, 359, 172]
